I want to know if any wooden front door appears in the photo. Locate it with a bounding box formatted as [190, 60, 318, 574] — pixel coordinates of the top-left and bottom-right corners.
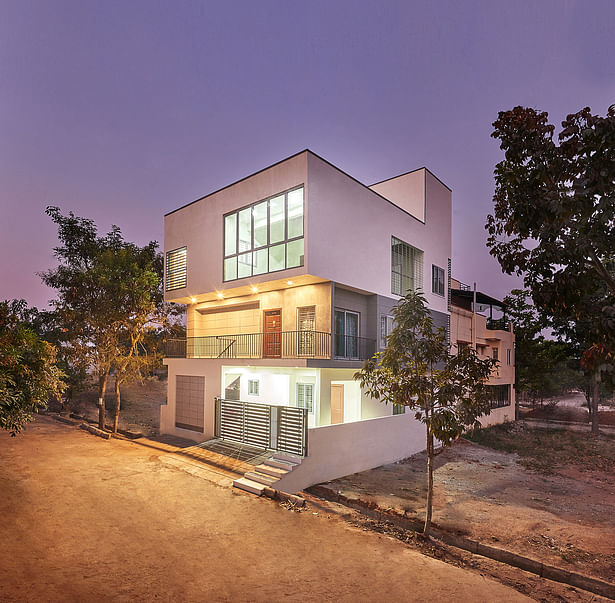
[263, 309, 282, 358]
[331, 384, 344, 424]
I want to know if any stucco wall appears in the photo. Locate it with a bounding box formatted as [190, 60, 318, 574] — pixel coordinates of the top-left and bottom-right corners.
[164, 152, 309, 302]
[187, 282, 332, 337]
[306, 153, 451, 316]
[274, 413, 426, 493]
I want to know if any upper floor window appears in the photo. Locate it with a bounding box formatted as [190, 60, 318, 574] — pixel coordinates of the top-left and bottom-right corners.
[432, 265, 445, 296]
[391, 237, 423, 296]
[223, 186, 304, 281]
[166, 247, 187, 291]
[380, 315, 394, 349]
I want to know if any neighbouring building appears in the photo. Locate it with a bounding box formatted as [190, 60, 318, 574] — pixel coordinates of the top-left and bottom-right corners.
[160, 149, 513, 494]
[449, 279, 516, 424]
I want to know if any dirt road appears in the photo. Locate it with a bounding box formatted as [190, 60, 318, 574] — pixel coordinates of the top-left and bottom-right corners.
[0, 416, 530, 602]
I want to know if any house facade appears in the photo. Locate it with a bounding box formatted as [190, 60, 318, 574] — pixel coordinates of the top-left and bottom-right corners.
[449, 279, 516, 424]
[160, 150, 509, 493]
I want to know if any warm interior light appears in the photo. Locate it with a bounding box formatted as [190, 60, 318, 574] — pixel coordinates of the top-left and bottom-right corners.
[191, 297, 197, 303]
[287, 280, 293, 285]
[251, 286, 258, 293]
[217, 292, 224, 299]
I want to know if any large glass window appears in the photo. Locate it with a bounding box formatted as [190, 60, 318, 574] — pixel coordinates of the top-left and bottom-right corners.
[391, 237, 423, 296]
[223, 186, 304, 281]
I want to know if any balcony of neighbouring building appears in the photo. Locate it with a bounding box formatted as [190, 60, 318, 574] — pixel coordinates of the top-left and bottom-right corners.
[164, 330, 376, 361]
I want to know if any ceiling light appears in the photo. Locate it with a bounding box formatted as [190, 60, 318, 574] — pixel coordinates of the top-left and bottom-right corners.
[251, 286, 258, 293]
[191, 297, 197, 303]
[287, 280, 293, 286]
[217, 292, 224, 299]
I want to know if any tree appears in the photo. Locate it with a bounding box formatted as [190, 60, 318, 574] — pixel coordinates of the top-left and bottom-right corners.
[41, 207, 175, 432]
[0, 300, 65, 435]
[503, 289, 582, 405]
[355, 292, 496, 538]
[487, 105, 615, 433]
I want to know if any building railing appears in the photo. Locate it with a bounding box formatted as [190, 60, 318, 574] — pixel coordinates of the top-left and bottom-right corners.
[165, 331, 376, 361]
[486, 318, 509, 331]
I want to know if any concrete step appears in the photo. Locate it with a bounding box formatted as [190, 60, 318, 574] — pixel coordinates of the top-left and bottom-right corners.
[244, 471, 278, 486]
[272, 452, 303, 465]
[263, 457, 298, 470]
[233, 477, 265, 495]
[254, 463, 289, 478]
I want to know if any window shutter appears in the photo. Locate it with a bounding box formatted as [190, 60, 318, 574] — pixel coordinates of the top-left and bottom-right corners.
[166, 247, 187, 291]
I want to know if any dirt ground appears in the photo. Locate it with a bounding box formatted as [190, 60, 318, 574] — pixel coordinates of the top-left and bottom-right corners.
[0, 416, 534, 603]
[65, 376, 167, 436]
[520, 391, 615, 426]
[325, 424, 615, 587]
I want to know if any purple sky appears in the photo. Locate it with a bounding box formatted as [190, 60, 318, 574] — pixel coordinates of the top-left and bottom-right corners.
[1, 0, 614, 309]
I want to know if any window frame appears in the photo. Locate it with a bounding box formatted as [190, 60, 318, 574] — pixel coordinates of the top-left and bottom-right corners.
[431, 264, 445, 297]
[247, 379, 260, 396]
[223, 185, 305, 282]
[165, 246, 187, 291]
[296, 382, 314, 413]
[391, 236, 424, 296]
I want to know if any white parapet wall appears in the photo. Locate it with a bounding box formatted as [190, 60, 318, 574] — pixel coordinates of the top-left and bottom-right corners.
[274, 413, 426, 494]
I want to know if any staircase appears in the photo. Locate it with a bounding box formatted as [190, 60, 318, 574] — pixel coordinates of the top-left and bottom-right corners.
[233, 451, 303, 495]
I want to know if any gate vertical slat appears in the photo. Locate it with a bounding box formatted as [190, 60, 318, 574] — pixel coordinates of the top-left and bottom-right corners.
[215, 398, 306, 456]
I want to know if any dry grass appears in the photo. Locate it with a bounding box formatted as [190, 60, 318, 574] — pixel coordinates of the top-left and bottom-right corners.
[465, 422, 615, 473]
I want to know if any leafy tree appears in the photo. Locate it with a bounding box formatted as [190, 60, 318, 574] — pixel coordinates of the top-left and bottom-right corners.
[355, 292, 496, 537]
[41, 207, 176, 432]
[487, 105, 615, 433]
[503, 290, 582, 404]
[0, 300, 65, 435]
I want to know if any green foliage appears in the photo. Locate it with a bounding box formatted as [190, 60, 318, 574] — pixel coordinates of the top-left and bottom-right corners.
[487, 105, 615, 348]
[503, 289, 583, 401]
[41, 207, 180, 429]
[355, 291, 496, 536]
[0, 301, 65, 435]
[356, 291, 497, 445]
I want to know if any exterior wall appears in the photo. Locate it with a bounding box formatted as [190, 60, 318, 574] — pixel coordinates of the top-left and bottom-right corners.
[306, 153, 451, 316]
[450, 305, 516, 424]
[162, 357, 311, 441]
[187, 282, 332, 337]
[164, 152, 309, 302]
[369, 169, 426, 222]
[274, 413, 426, 493]
[332, 286, 371, 340]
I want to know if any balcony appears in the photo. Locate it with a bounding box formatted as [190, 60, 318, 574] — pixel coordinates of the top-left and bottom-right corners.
[165, 330, 375, 361]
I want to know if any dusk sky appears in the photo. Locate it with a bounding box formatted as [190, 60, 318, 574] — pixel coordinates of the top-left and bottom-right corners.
[1, 0, 613, 309]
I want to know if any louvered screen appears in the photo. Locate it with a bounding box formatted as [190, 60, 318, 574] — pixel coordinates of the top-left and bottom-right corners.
[391, 237, 424, 295]
[166, 247, 187, 291]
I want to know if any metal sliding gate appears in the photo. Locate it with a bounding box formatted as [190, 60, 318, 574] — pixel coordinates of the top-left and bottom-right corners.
[214, 398, 307, 457]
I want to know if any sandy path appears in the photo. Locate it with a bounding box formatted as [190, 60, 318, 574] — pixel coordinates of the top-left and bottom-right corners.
[0, 416, 530, 602]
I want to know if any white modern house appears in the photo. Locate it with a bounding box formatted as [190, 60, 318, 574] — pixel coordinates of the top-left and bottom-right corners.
[161, 149, 458, 493]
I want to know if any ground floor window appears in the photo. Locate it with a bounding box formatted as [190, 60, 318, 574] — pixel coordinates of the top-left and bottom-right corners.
[393, 403, 405, 415]
[297, 383, 314, 413]
[486, 384, 510, 408]
[248, 379, 260, 395]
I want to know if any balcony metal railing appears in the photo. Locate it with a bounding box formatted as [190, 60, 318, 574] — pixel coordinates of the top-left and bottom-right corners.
[165, 330, 375, 361]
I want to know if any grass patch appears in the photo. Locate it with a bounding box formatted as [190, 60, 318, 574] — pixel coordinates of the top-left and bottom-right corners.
[465, 423, 615, 474]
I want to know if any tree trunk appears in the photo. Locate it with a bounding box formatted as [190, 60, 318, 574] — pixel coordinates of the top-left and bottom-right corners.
[591, 372, 600, 435]
[113, 374, 121, 434]
[423, 427, 434, 538]
[98, 372, 108, 430]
